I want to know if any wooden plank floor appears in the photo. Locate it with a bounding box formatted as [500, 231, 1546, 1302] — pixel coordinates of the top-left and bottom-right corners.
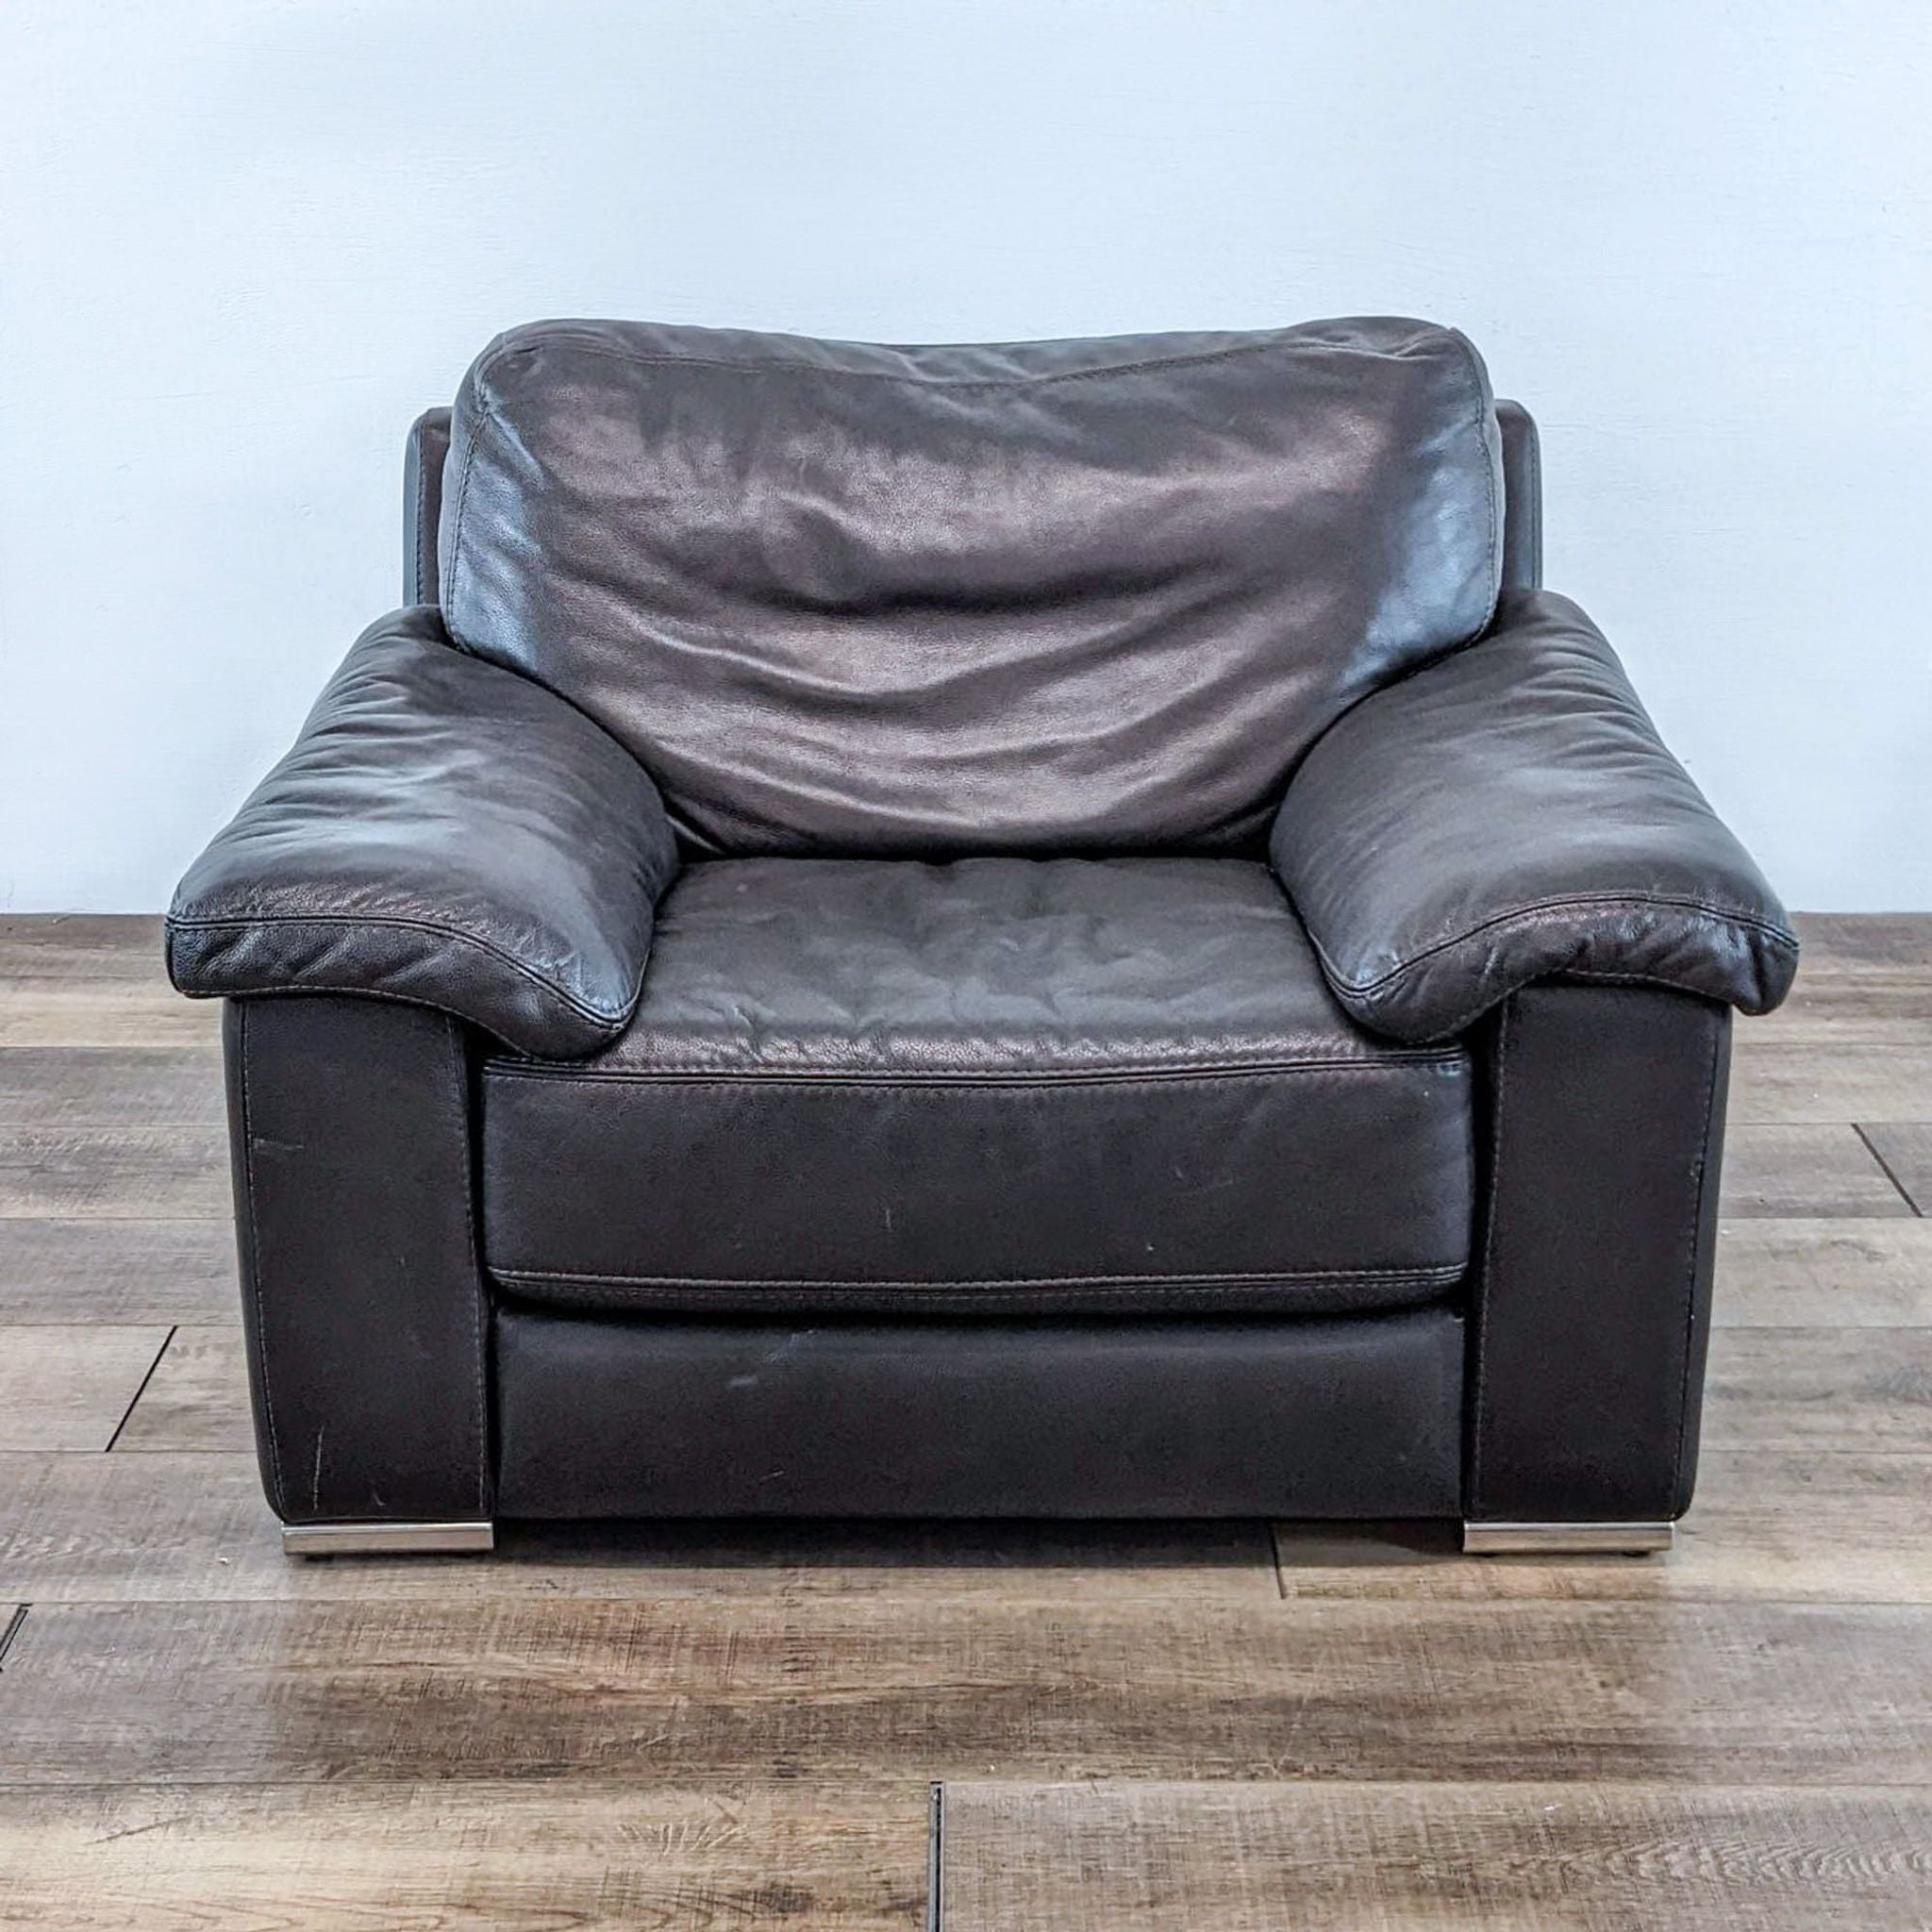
[935, 1782, 1932, 1930]
[0, 911, 1927, 1928]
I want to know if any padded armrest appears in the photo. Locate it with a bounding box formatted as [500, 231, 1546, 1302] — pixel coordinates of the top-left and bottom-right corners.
[166, 607, 680, 1058]
[1270, 588, 1799, 1043]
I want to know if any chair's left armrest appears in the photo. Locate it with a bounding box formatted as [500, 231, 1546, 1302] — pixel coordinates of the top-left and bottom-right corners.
[166, 607, 680, 1058]
[1271, 588, 1799, 1042]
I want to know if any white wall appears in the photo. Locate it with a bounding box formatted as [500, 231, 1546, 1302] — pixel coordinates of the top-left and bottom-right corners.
[3, 0, 1927, 909]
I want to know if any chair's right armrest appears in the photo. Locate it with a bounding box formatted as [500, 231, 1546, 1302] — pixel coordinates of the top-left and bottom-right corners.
[166, 607, 680, 1058]
[1270, 589, 1799, 1042]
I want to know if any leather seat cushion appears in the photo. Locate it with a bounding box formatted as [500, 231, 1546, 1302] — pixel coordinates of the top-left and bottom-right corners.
[480, 857, 1475, 1317]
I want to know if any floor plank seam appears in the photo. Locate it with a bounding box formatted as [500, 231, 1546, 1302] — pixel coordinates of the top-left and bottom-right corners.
[0, 1320, 231, 1329]
[926, 1783, 945, 1932]
[3, 1775, 1930, 1791]
[1, 1215, 234, 1224]
[102, 1326, 176, 1453]
[1854, 1124, 1925, 1217]
[0, 1604, 28, 1671]
[28, 1588, 1932, 1610]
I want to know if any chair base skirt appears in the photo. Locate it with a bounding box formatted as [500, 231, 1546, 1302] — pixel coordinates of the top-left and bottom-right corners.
[1462, 1520, 1675, 1557]
[281, 1520, 496, 1557]
[492, 1301, 1466, 1520]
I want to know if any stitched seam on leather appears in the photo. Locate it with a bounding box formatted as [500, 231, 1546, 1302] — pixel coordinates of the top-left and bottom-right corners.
[476, 325, 1460, 397]
[165, 911, 636, 1029]
[178, 980, 621, 1059]
[445, 1014, 491, 1518]
[441, 369, 492, 634]
[490, 1262, 1467, 1291]
[1467, 994, 1512, 1514]
[1314, 891, 1802, 999]
[234, 1002, 287, 1519]
[484, 1055, 1468, 1089]
[1556, 964, 1776, 994]
[1557, 965, 1707, 983]
[1448, 327, 1502, 635]
[1670, 1009, 1726, 1508]
[1381, 960, 1787, 1051]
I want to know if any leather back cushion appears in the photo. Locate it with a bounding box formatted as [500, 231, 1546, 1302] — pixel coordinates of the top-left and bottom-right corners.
[439, 317, 1502, 855]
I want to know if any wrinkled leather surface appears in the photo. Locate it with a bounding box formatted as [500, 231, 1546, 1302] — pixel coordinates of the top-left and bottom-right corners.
[226, 995, 491, 1525]
[1271, 589, 1799, 1042]
[167, 607, 680, 1058]
[494, 1303, 1466, 1518]
[1467, 985, 1729, 1523]
[440, 316, 1503, 856]
[568, 854, 1472, 1076]
[482, 857, 1474, 1316]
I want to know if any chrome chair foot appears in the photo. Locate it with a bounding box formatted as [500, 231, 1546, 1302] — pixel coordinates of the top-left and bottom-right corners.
[1463, 1520, 1674, 1557]
[281, 1520, 495, 1557]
